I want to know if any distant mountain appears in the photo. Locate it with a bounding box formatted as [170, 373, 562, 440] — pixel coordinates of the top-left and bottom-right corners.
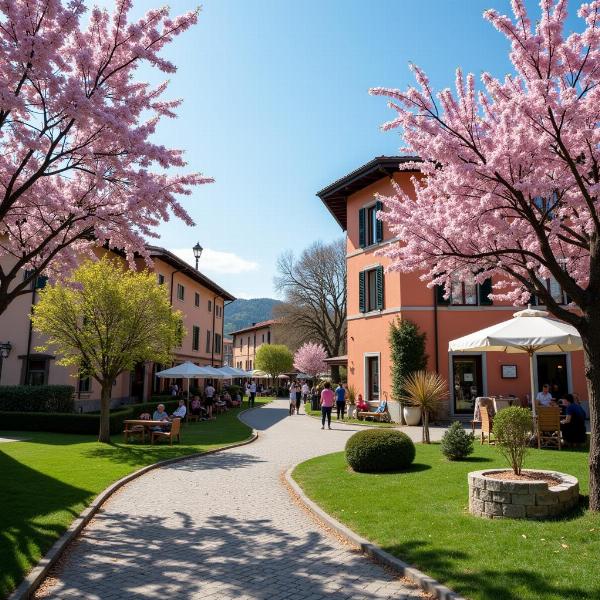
[224, 298, 282, 336]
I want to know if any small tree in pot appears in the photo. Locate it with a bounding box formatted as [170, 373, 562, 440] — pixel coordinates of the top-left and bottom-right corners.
[401, 370, 447, 443]
[493, 407, 532, 476]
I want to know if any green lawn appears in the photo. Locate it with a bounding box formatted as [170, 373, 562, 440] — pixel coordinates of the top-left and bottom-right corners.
[293, 443, 600, 600]
[0, 399, 269, 598]
[304, 404, 395, 428]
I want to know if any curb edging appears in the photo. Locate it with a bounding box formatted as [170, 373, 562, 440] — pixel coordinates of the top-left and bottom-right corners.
[9, 408, 260, 600]
[285, 467, 465, 600]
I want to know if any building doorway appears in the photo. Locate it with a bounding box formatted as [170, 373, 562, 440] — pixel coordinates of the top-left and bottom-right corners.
[365, 355, 380, 402]
[130, 363, 145, 402]
[452, 355, 483, 414]
[536, 354, 568, 400]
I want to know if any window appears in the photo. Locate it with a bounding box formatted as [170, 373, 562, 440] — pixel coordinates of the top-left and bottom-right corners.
[253, 334, 256, 348]
[24, 270, 48, 290]
[208, 300, 212, 312]
[206, 330, 212, 353]
[249, 360, 253, 371]
[215, 334, 222, 354]
[78, 374, 91, 394]
[194, 292, 200, 307]
[192, 326, 200, 351]
[177, 283, 185, 301]
[267, 331, 271, 344]
[358, 201, 383, 248]
[436, 276, 493, 306]
[531, 275, 569, 306]
[247, 336, 250, 348]
[239, 337, 242, 349]
[157, 274, 165, 285]
[262, 334, 265, 343]
[359, 266, 384, 312]
[23, 357, 48, 385]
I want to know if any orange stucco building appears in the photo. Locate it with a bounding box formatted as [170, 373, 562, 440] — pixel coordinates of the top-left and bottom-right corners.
[231, 320, 277, 372]
[0, 245, 234, 411]
[317, 156, 587, 421]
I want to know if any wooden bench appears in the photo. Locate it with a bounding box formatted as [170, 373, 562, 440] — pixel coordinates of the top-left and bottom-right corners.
[151, 418, 182, 445]
[357, 401, 391, 423]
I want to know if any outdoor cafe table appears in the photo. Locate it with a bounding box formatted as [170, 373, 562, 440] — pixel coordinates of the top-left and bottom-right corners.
[123, 419, 169, 444]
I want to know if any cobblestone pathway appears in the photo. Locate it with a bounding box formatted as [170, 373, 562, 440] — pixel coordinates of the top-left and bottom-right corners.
[38, 400, 435, 599]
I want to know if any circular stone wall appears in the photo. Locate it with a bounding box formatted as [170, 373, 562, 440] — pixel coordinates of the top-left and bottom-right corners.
[468, 469, 579, 520]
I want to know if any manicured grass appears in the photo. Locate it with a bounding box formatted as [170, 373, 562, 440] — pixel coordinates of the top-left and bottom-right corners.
[304, 404, 395, 428]
[293, 443, 599, 600]
[0, 399, 269, 599]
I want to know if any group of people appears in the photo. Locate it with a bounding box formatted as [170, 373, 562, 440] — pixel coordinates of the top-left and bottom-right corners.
[287, 380, 349, 430]
[151, 399, 187, 431]
[535, 383, 587, 445]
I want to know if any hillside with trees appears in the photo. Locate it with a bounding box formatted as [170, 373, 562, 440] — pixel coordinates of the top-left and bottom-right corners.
[224, 298, 281, 335]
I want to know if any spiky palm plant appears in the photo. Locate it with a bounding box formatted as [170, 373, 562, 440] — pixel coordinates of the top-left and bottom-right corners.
[401, 371, 448, 443]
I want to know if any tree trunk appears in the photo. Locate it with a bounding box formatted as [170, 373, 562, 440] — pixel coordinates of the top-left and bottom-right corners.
[422, 410, 430, 444]
[98, 382, 112, 443]
[581, 317, 600, 511]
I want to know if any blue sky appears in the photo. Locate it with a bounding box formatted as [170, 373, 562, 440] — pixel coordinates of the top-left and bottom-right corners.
[100, 0, 582, 299]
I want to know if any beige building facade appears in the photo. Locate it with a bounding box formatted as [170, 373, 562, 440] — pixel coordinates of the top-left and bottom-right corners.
[0, 245, 234, 411]
[231, 320, 276, 372]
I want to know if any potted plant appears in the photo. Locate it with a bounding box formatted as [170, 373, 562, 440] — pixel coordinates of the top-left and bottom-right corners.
[346, 384, 357, 418]
[401, 370, 448, 443]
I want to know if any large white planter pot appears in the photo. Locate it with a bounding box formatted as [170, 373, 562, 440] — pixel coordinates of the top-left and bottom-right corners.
[347, 405, 356, 419]
[403, 406, 422, 426]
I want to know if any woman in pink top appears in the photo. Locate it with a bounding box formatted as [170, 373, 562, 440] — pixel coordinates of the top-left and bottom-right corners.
[320, 382, 335, 430]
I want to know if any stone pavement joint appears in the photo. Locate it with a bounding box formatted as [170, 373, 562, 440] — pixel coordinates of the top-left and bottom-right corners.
[35, 400, 440, 599]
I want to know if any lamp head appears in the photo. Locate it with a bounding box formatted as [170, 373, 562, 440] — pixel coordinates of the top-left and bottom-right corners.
[192, 242, 203, 260]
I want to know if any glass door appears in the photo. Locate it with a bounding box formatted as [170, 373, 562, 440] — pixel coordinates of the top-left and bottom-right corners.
[536, 354, 568, 399]
[452, 356, 483, 414]
[366, 356, 380, 401]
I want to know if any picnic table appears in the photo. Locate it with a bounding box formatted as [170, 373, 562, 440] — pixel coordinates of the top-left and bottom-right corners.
[123, 419, 170, 444]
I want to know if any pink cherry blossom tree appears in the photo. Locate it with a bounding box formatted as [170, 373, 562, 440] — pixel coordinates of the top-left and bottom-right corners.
[294, 342, 328, 379]
[0, 0, 209, 315]
[370, 0, 600, 509]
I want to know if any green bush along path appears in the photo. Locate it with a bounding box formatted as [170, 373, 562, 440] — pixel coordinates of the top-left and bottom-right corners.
[0, 399, 269, 599]
[293, 443, 598, 600]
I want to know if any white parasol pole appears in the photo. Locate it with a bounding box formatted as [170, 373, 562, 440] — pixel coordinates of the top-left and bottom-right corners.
[529, 351, 537, 418]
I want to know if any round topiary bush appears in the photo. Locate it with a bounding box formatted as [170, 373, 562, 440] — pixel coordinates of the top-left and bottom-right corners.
[345, 429, 415, 473]
[441, 421, 474, 460]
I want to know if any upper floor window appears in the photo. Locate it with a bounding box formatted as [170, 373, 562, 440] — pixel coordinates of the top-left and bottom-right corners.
[436, 276, 493, 306]
[531, 275, 570, 306]
[192, 325, 200, 351]
[359, 200, 383, 248]
[157, 274, 165, 285]
[78, 373, 91, 394]
[262, 334, 265, 343]
[208, 299, 212, 312]
[215, 334, 222, 354]
[176, 283, 185, 301]
[359, 266, 384, 313]
[206, 330, 212, 353]
[239, 337, 243, 349]
[194, 292, 200, 307]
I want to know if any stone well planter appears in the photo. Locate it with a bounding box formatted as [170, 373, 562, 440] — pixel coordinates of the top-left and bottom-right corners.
[468, 469, 579, 520]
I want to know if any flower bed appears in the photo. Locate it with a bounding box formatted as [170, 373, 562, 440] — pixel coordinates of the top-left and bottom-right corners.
[468, 469, 579, 520]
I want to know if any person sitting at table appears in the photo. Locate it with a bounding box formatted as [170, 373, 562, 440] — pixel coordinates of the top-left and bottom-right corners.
[356, 394, 369, 413]
[536, 384, 554, 407]
[190, 396, 202, 416]
[561, 394, 587, 446]
[171, 398, 186, 420]
[152, 403, 171, 431]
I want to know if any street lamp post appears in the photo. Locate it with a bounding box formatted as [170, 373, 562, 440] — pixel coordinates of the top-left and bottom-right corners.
[193, 242, 203, 270]
[0, 341, 12, 385]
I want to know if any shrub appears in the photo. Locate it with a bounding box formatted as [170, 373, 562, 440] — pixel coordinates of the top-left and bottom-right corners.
[0, 385, 75, 413]
[493, 407, 533, 475]
[224, 384, 243, 398]
[0, 409, 131, 435]
[441, 421, 474, 460]
[345, 429, 415, 473]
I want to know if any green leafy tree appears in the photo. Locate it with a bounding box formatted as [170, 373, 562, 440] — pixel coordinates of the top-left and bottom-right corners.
[493, 407, 532, 476]
[255, 344, 293, 392]
[389, 319, 427, 423]
[32, 258, 183, 443]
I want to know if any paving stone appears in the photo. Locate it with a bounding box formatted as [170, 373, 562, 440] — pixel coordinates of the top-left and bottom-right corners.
[37, 400, 434, 599]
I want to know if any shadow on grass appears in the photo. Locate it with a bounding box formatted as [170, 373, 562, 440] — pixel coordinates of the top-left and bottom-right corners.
[459, 456, 495, 463]
[42, 511, 426, 599]
[383, 539, 600, 600]
[0, 451, 92, 598]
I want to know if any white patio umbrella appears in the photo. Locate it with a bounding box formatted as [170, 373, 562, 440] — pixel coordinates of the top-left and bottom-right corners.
[155, 362, 214, 412]
[219, 365, 244, 378]
[200, 365, 230, 379]
[448, 306, 582, 416]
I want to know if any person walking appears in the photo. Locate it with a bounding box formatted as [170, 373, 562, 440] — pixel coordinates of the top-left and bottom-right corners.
[320, 382, 334, 430]
[335, 382, 346, 420]
[301, 380, 310, 405]
[249, 379, 257, 408]
[295, 381, 302, 414]
[204, 382, 215, 419]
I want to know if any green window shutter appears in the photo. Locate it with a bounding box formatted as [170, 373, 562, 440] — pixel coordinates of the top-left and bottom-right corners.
[478, 278, 493, 305]
[375, 200, 384, 243]
[359, 271, 366, 313]
[435, 284, 450, 305]
[376, 266, 384, 310]
[358, 208, 366, 248]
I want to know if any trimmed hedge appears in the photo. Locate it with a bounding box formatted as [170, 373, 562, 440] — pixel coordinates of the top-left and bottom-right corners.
[441, 421, 474, 461]
[0, 385, 75, 413]
[345, 429, 415, 473]
[0, 409, 131, 435]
